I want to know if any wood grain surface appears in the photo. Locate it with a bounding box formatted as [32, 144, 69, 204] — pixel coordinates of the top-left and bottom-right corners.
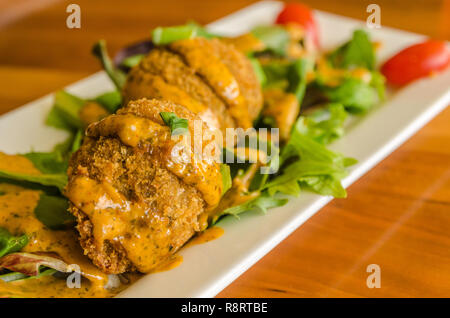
[0, 0, 449, 297]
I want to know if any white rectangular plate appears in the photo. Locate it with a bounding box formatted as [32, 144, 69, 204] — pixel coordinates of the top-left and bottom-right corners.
[0, 1, 449, 297]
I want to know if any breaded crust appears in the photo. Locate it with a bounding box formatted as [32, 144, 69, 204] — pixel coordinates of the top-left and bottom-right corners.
[169, 37, 263, 127]
[212, 38, 264, 120]
[66, 99, 220, 274]
[123, 48, 235, 132]
[123, 38, 263, 131]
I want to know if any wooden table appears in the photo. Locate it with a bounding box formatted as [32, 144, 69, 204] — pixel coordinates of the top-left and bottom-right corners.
[1, 0, 449, 297]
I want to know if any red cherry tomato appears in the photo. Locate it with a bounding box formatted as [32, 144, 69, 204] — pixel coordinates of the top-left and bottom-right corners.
[381, 40, 450, 86]
[276, 2, 320, 48]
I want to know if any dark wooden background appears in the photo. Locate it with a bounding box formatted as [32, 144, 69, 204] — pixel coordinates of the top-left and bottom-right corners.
[0, 0, 449, 297]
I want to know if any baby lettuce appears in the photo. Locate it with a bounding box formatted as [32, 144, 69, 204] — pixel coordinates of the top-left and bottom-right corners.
[70, 129, 84, 153]
[322, 78, 379, 114]
[370, 70, 386, 101]
[212, 56, 342, 223]
[248, 56, 267, 86]
[328, 29, 376, 70]
[251, 25, 290, 56]
[47, 90, 120, 132]
[23, 151, 68, 175]
[120, 54, 145, 68]
[34, 194, 74, 230]
[0, 228, 28, 258]
[151, 22, 289, 56]
[261, 58, 310, 102]
[43, 89, 116, 185]
[0, 148, 69, 192]
[94, 90, 122, 113]
[299, 103, 348, 145]
[49, 129, 83, 160]
[286, 58, 309, 102]
[261, 61, 291, 90]
[159, 112, 189, 135]
[318, 30, 385, 113]
[220, 164, 232, 196]
[213, 108, 354, 223]
[152, 22, 217, 45]
[211, 192, 288, 225]
[263, 116, 357, 198]
[0, 170, 67, 193]
[92, 40, 127, 90]
[46, 90, 85, 131]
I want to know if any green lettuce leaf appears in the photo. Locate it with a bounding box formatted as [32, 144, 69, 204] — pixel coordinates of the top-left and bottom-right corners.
[152, 22, 217, 45]
[260, 58, 310, 105]
[300, 175, 347, 198]
[47, 130, 83, 163]
[159, 112, 189, 135]
[266, 160, 348, 198]
[120, 54, 145, 68]
[265, 116, 357, 198]
[287, 59, 309, 102]
[0, 150, 68, 192]
[23, 152, 68, 175]
[328, 29, 376, 70]
[52, 90, 85, 128]
[322, 78, 378, 113]
[299, 103, 348, 145]
[211, 192, 288, 225]
[46, 90, 117, 132]
[321, 30, 384, 113]
[93, 90, 122, 113]
[0, 171, 67, 192]
[248, 56, 267, 86]
[261, 61, 290, 90]
[251, 25, 290, 56]
[0, 228, 28, 258]
[220, 164, 232, 196]
[46, 90, 85, 131]
[92, 40, 127, 90]
[370, 70, 386, 101]
[45, 107, 73, 131]
[34, 194, 74, 230]
[69, 129, 84, 153]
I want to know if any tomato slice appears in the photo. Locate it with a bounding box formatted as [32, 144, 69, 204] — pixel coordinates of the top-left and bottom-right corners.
[275, 2, 320, 48]
[381, 40, 450, 86]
